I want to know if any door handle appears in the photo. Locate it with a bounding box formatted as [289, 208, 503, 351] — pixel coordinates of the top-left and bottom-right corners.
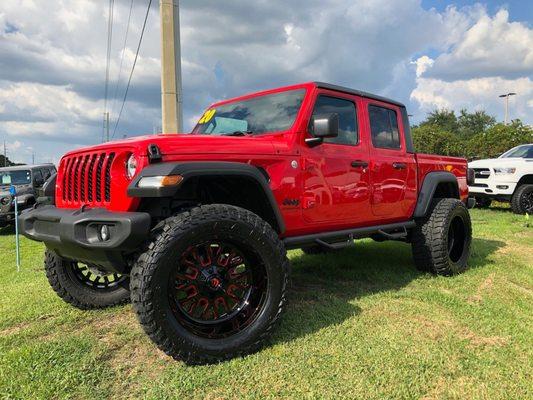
[393, 162, 407, 170]
[351, 160, 369, 169]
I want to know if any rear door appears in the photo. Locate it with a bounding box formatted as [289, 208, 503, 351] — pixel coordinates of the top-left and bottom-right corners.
[302, 90, 372, 225]
[365, 101, 417, 221]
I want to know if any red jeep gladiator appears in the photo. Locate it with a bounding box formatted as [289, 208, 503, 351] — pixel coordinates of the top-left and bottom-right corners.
[20, 82, 475, 364]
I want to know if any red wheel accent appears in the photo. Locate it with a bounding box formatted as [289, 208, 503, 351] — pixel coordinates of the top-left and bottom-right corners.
[169, 241, 267, 338]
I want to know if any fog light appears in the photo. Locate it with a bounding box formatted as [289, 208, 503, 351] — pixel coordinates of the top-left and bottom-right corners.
[496, 185, 509, 190]
[100, 225, 110, 242]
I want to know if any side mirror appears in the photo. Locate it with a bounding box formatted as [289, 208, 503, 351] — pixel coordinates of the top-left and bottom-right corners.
[34, 177, 44, 187]
[306, 113, 339, 146]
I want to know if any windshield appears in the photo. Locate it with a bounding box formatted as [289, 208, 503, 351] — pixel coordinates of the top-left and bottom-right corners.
[499, 145, 533, 159]
[0, 170, 32, 186]
[192, 89, 306, 135]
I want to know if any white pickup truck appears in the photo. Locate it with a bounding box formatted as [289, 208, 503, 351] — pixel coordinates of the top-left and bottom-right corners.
[469, 144, 533, 214]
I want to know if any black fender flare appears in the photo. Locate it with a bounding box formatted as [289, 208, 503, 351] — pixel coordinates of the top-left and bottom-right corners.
[16, 193, 36, 206]
[413, 171, 459, 218]
[128, 162, 285, 233]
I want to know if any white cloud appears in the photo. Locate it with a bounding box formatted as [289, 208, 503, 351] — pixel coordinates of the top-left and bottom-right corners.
[411, 7, 532, 123]
[411, 76, 532, 122]
[425, 9, 533, 81]
[413, 56, 435, 78]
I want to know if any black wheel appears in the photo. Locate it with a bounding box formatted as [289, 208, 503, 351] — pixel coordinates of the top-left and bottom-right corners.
[130, 204, 289, 364]
[475, 197, 492, 209]
[411, 198, 472, 276]
[44, 250, 130, 310]
[511, 184, 533, 215]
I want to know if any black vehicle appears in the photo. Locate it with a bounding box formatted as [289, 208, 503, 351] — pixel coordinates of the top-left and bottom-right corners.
[0, 164, 56, 228]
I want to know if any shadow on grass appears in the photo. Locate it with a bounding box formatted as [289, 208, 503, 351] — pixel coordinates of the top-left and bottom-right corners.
[0, 225, 15, 236]
[273, 237, 504, 344]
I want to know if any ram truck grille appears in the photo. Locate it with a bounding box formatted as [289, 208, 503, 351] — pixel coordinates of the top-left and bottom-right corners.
[473, 168, 491, 180]
[61, 152, 115, 206]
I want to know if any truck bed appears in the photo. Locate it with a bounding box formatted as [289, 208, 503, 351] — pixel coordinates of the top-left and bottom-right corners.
[415, 153, 469, 201]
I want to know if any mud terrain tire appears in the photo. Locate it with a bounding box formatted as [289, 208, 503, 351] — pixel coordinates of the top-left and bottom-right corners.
[44, 250, 130, 309]
[130, 204, 289, 365]
[411, 198, 472, 276]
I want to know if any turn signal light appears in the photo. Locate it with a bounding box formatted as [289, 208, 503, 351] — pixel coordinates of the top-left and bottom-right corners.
[137, 175, 183, 188]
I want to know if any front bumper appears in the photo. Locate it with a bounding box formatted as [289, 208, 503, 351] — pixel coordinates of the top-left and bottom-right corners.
[19, 205, 151, 273]
[469, 180, 517, 197]
[0, 212, 16, 224]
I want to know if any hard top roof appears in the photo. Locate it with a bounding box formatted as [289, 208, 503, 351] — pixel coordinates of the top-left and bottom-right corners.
[314, 82, 406, 108]
[0, 163, 55, 172]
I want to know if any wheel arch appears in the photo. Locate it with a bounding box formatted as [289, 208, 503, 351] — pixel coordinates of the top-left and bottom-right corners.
[516, 174, 533, 187]
[413, 171, 460, 218]
[128, 162, 285, 234]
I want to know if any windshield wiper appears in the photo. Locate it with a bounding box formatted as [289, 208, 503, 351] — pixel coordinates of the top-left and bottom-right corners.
[222, 131, 254, 137]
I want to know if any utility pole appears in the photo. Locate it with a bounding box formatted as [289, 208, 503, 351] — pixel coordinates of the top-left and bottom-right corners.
[103, 112, 110, 142]
[499, 92, 516, 125]
[160, 0, 183, 134]
[3, 140, 6, 167]
[32, 152, 35, 165]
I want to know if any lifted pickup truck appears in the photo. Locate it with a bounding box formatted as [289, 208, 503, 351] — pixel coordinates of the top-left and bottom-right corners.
[20, 82, 475, 364]
[469, 144, 533, 214]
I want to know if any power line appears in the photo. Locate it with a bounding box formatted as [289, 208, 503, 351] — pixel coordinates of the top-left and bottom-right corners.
[112, 0, 153, 140]
[110, 0, 135, 119]
[103, 0, 115, 142]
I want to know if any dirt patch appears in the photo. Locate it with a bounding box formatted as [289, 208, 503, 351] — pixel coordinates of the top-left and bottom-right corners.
[507, 280, 533, 296]
[412, 316, 508, 348]
[0, 314, 55, 337]
[107, 339, 172, 398]
[458, 328, 509, 348]
[412, 316, 455, 341]
[467, 273, 495, 304]
[90, 308, 137, 332]
[0, 321, 32, 337]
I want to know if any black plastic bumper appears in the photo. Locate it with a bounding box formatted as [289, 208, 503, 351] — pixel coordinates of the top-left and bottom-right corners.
[19, 205, 151, 273]
[0, 212, 15, 223]
[466, 197, 476, 209]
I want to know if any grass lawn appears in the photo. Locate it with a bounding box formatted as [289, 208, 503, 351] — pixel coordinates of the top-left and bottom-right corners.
[0, 207, 532, 399]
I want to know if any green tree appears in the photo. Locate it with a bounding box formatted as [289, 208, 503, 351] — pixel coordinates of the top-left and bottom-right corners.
[419, 109, 459, 133]
[412, 124, 463, 157]
[0, 154, 16, 168]
[457, 109, 496, 139]
[467, 121, 533, 160]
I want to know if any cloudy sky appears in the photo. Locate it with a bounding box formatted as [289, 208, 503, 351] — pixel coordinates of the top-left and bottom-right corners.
[0, 0, 532, 164]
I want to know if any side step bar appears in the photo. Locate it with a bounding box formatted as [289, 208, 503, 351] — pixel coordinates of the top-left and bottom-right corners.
[283, 221, 416, 250]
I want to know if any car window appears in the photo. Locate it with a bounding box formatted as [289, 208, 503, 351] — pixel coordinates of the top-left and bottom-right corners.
[369, 105, 401, 149]
[42, 168, 51, 180]
[193, 89, 306, 135]
[311, 95, 358, 146]
[33, 169, 43, 184]
[500, 145, 533, 159]
[0, 170, 31, 185]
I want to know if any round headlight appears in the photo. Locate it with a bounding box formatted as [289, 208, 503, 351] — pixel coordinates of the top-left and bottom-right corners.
[126, 154, 138, 179]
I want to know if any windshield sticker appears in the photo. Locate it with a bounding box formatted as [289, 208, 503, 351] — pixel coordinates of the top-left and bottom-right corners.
[198, 109, 216, 124]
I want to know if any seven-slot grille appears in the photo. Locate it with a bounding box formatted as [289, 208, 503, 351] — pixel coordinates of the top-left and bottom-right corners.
[61, 152, 115, 205]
